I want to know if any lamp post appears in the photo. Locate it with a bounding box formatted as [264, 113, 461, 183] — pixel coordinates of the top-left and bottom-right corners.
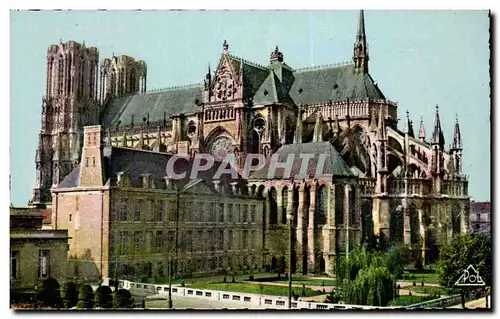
[287, 211, 294, 309]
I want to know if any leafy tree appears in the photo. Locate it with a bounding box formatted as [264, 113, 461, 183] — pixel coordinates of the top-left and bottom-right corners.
[343, 266, 395, 307]
[437, 234, 492, 307]
[385, 244, 409, 279]
[76, 285, 94, 309]
[113, 289, 134, 309]
[94, 285, 113, 309]
[36, 278, 63, 308]
[61, 282, 79, 308]
[437, 234, 492, 288]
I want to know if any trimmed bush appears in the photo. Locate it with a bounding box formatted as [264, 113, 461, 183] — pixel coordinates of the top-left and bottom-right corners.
[36, 278, 63, 308]
[413, 282, 416, 286]
[113, 289, 133, 309]
[61, 282, 78, 308]
[231, 276, 236, 283]
[94, 285, 113, 309]
[223, 276, 227, 283]
[76, 285, 94, 309]
[421, 281, 424, 287]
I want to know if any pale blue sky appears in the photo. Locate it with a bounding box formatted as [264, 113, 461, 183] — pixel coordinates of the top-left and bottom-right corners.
[10, 10, 490, 205]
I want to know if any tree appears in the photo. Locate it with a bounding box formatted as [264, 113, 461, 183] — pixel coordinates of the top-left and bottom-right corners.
[76, 285, 94, 309]
[36, 278, 63, 308]
[61, 282, 79, 308]
[385, 244, 410, 280]
[325, 290, 342, 304]
[343, 266, 395, 307]
[437, 234, 492, 307]
[113, 289, 134, 309]
[94, 285, 113, 309]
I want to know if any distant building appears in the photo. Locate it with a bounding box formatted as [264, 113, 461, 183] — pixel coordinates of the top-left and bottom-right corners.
[10, 207, 69, 293]
[469, 201, 490, 235]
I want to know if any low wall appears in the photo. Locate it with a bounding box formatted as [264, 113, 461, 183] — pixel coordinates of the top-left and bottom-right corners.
[103, 278, 390, 310]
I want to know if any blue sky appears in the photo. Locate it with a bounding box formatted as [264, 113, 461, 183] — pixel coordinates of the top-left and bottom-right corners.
[10, 10, 490, 205]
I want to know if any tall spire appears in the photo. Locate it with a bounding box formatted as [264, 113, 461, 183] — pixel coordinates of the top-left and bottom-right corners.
[353, 10, 369, 74]
[431, 105, 445, 149]
[452, 114, 462, 150]
[293, 109, 304, 144]
[406, 110, 414, 137]
[313, 112, 323, 142]
[418, 116, 426, 142]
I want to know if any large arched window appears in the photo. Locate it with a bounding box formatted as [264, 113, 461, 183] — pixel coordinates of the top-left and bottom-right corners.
[315, 185, 327, 226]
[390, 206, 404, 243]
[269, 187, 278, 225]
[281, 187, 288, 224]
[409, 204, 420, 245]
[349, 186, 356, 226]
[335, 184, 344, 226]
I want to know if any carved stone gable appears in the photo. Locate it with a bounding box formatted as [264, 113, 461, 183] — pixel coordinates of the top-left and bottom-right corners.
[212, 56, 240, 102]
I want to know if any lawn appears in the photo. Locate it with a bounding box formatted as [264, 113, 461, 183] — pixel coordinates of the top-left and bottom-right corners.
[406, 285, 448, 296]
[185, 282, 324, 297]
[154, 272, 276, 285]
[388, 294, 437, 307]
[401, 270, 440, 285]
[253, 275, 338, 287]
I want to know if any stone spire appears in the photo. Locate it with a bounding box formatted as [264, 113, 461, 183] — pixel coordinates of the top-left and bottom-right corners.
[223, 40, 229, 54]
[406, 110, 414, 137]
[451, 114, 462, 150]
[353, 10, 369, 74]
[418, 116, 426, 142]
[293, 109, 304, 144]
[313, 112, 323, 142]
[431, 105, 445, 149]
[204, 63, 211, 90]
[377, 106, 387, 140]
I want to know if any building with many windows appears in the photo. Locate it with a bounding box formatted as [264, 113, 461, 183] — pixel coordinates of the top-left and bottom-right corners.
[469, 201, 490, 235]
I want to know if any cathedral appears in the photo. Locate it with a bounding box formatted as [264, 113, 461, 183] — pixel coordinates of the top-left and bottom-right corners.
[32, 11, 469, 280]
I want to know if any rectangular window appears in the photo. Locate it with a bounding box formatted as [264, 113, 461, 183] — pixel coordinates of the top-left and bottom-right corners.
[227, 230, 232, 250]
[69, 214, 72, 222]
[242, 230, 248, 250]
[120, 231, 128, 255]
[227, 204, 233, 222]
[235, 204, 240, 223]
[85, 157, 89, 167]
[119, 200, 128, 221]
[11, 251, 19, 279]
[155, 200, 164, 222]
[218, 203, 224, 222]
[207, 230, 214, 251]
[185, 231, 193, 252]
[92, 157, 96, 167]
[251, 205, 256, 223]
[134, 200, 142, 221]
[242, 205, 248, 223]
[134, 231, 143, 250]
[167, 231, 175, 251]
[39, 250, 50, 279]
[155, 231, 164, 251]
[197, 231, 203, 251]
[168, 201, 176, 222]
[209, 202, 215, 222]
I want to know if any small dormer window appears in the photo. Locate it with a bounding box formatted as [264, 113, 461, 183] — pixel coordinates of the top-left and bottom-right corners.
[333, 83, 338, 89]
[298, 88, 303, 94]
[263, 90, 268, 96]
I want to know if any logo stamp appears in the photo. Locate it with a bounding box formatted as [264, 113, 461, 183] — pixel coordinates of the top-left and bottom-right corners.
[455, 265, 486, 286]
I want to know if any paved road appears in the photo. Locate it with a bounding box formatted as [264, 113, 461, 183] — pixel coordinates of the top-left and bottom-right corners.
[449, 296, 490, 309]
[145, 295, 266, 309]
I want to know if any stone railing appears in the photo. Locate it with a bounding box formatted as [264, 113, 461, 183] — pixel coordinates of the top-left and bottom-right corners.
[303, 99, 397, 122]
[358, 178, 375, 196]
[387, 179, 432, 196]
[441, 180, 468, 197]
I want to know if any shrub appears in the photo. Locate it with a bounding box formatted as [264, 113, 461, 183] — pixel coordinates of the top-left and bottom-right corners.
[408, 291, 412, 296]
[36, 278, 63, 308]
[94, 285, 113, 309]
[61, 282, 78, 308]
[231, 276, 236, 283]
[222, 276, 227, 283]
[76, 285, 94, 309]
[325, 290, 342, 304]
[413, 282, 416, 286]
[249, 275, 254, 281]
[301, 284, 306, 296]
[113, 289, 133, 309]
[421, 281, 424, 287]
[180, 280, 185, 287]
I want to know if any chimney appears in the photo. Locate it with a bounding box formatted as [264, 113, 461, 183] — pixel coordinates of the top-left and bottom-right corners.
[230, 182, 238, 195]
[213, 180, 221, 192]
